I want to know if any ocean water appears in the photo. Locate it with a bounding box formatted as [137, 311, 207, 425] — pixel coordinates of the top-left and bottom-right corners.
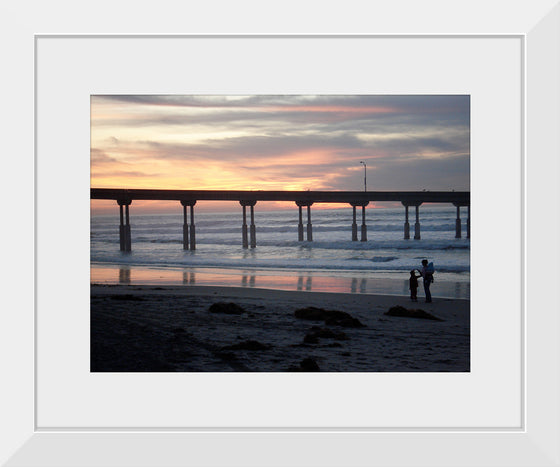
[90, 205, 470, 299]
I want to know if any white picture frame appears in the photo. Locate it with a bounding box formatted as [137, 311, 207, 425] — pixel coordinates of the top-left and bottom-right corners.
[2, 1, 559, 465]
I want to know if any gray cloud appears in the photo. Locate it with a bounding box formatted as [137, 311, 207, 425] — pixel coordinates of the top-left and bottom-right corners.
[121, 126, 468, 165]
[91, 95, 470, 191]
[90, 148, 118, 163]
[92, 97, 469, 131]
[132, 133, 364, 162]
[333, 154, 470, 191]
[93, 94, 468, 111]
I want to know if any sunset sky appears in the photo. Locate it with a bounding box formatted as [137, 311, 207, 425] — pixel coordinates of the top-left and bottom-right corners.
[91, 95, 470, 213]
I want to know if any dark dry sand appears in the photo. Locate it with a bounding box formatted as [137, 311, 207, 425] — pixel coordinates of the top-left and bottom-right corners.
[91, 284, 470, 372]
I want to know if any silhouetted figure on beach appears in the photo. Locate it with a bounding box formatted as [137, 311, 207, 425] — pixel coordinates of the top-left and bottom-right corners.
[409, 270, 421, 301]
[420, 259, 434, 303]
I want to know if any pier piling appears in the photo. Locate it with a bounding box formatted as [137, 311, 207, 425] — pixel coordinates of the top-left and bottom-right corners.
[454, 204, 462, 238]
[242, 205, 248, 249]
[189, 203, 196, 250]
[414, 204, 421, 240]
[361, 205, 368, 242]
[297, 205, 304, 241]
[181, 200, 196, 250]
[250, 204, 256, 248]
[182, 204, 189, 250]
[117, 198, 132, 252]
[351, 205, 358, 241]
[403, 204, 410, 239]
[119, 204, 125, 251]
[351, 202, 368, 241]
[240, 200, 257, 248]
[306, 204, 313, 241]
[296, 201, 314, 241]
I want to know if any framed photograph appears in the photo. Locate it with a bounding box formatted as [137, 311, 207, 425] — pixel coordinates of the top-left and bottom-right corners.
[3, 2, 559, 465]
[89, 93, 472, 375]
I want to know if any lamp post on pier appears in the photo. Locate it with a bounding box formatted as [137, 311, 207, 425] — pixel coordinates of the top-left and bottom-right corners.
[360, 161, 367, 191]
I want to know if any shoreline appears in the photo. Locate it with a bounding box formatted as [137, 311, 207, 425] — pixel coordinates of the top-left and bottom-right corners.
[90, 282, 470, 307]
[91, 282, 471, 302]
[91, 263, 470, 300]
[91, 284, 470, 372]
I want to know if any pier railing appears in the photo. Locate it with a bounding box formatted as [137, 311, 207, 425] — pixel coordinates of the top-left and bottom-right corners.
[91, 188, 470, 251]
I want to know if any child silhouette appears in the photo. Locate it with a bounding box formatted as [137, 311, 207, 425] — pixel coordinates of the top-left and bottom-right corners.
[409, 270, 421, 301]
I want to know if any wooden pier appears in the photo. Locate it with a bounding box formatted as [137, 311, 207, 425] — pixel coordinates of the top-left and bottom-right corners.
[91, 188, 470, 251]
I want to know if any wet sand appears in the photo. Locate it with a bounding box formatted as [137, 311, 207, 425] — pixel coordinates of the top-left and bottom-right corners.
[91, 264, 471, 299]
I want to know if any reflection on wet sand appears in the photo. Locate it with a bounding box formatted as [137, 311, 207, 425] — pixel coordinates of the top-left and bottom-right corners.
[119, 267, 131, 284]
[297, 275, 313, 291]
[91, 265, 469, 299]
[183, 271, 196, 284]
[241, 272, 256, 288]
[351, 277, 368, 294]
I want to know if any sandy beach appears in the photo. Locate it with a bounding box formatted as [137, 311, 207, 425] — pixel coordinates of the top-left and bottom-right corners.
[91, 284, 470, 372]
